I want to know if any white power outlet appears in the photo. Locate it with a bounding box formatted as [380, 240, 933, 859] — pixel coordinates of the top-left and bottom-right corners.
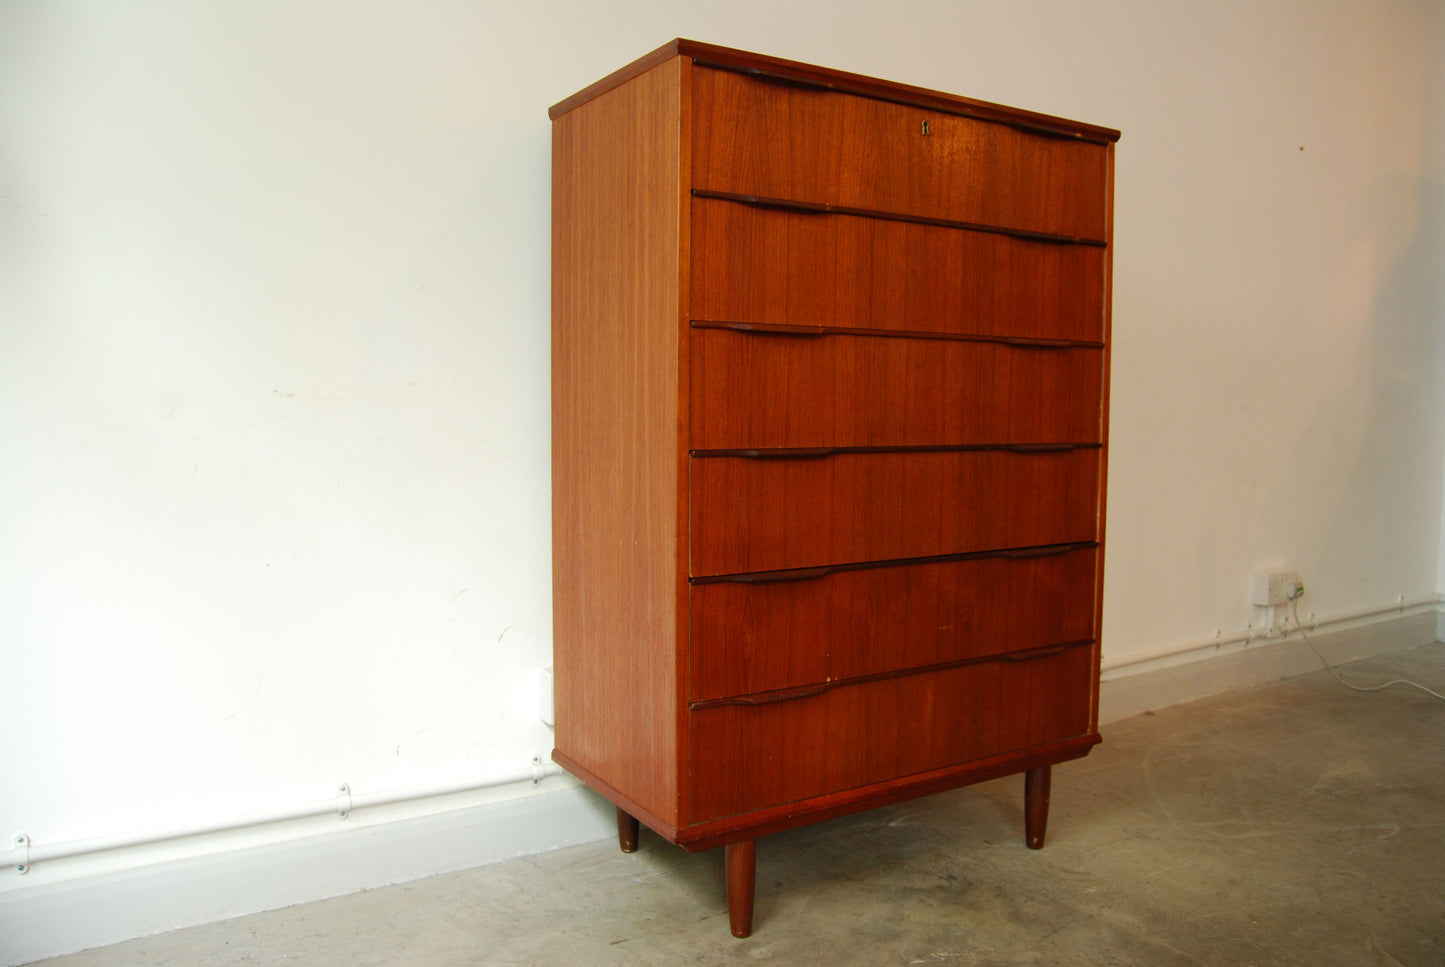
[1252, 567, 1303, 607]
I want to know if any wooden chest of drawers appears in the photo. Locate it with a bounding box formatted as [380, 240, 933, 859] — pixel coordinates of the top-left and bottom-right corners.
[550, 39, 1118, 937]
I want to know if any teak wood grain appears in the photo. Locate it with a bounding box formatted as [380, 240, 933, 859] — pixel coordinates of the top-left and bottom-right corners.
[688, 545, 1099, 701]
[550, 57, 686, 828]
[691, 197, 1105, 343]
[551, 40, 1116, 938]
[692, 66, 1109, 242]
[689, 328, 1103, 451]
[686, 643, 1095, 820]
[689, 448, 1101, 576]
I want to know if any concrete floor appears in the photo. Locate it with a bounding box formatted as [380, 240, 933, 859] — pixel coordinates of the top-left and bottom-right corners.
[32, 643, 1445, 966]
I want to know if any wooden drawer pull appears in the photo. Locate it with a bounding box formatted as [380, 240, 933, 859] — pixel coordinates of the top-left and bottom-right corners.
[694, 541, 1097, 585]
[692, 189, 1105, 247]
[692, 319, 1097, 349]
[689, 639, 1095, 710]
[698, 321, 829, 338]
[706, 443, 1096, 460]
[708, 681, 837, 707]
[1001, 442, 1086, 453]
[998, 545, 1089, 559]
[728, 447, 835, 460]
[1001, 643, 1077, 661]
[726, 565, 837, 584]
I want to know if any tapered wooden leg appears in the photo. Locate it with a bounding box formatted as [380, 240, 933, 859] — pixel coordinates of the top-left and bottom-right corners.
[616, 807, 640, 853]
[1025, 765, 1052, 850]
[725, 839, 756, 938]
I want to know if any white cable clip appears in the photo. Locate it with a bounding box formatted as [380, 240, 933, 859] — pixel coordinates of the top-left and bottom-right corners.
[337, 784, 353, 819]
[14, 834, 30, 874]
[531, 755, 544, 785]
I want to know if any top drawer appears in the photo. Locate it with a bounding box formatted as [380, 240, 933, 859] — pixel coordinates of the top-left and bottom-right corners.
[692, 66, 1109, 241]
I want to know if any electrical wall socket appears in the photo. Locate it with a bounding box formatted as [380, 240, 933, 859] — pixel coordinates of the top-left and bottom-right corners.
[1252, 567, 1302, 607]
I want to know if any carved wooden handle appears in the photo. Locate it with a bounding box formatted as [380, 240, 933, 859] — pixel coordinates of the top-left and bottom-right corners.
[689, 639, 1096, 710]
[726, 565, 837, 584]
[695, 542, 1098, 585]
[1000, 544, 1086, 559]
[694, 319, 1096, 349]
[716, 445, 1098, 459]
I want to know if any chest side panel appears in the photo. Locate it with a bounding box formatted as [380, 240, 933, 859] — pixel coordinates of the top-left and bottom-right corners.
[552, 58, 686, 828]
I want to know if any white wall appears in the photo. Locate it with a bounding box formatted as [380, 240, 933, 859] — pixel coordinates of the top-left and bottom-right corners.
[0, 2, 565, 875]
[1, 0, 1441, 922]
[1099, 1, 1442, 656]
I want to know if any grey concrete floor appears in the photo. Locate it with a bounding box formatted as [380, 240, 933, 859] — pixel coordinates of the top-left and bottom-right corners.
[33, 643, 1445, 966]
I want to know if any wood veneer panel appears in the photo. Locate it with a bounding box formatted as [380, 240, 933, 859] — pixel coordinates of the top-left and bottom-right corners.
[691, 198, 1105, 342]
[692, 67, 1109, 241]
[688, 546, 1098, 701]
[551, 57, 684, 826]
[687, 644, 1095, 820]
[689, 329, 1102, 451]
[689, 448, 1100, 577]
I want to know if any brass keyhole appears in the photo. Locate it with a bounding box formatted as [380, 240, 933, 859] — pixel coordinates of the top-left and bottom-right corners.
[921, 120, 931, 136]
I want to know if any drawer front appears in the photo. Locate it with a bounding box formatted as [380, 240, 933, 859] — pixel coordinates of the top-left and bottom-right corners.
[689, 545, 1098, 702]
[691, 197, 1105, 342]
[692, 67, 1109, 241]
[689, 448, 1100, 577]
[690, 327, 1103, 451]
[687, 643, 1096, 820]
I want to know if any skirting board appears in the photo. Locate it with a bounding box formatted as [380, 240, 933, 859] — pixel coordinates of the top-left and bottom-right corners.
[0, 785, 616, 967]
[1099, 610, 1440, 724]
[4, 611, 1438, 965]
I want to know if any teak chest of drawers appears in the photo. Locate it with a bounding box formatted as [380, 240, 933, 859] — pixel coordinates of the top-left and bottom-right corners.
[550, 39, 1119, 937]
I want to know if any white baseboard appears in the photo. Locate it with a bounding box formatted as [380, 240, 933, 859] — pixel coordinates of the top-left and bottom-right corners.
[0, 785, 616, 966]
[5, 610, 1438, 966]
[1099, 610, 1439, 724]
